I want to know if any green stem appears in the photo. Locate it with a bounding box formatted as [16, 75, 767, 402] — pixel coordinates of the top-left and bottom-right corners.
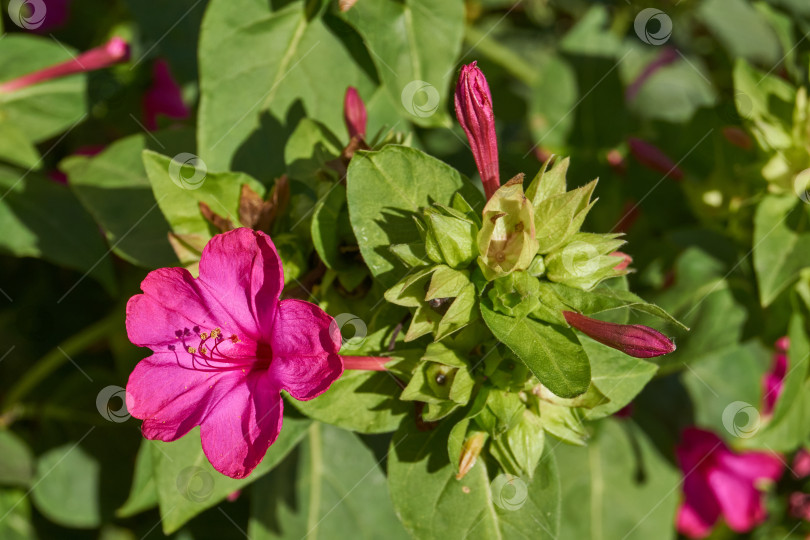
[463, 25, 538, 86]
[2, 311, 120, 410]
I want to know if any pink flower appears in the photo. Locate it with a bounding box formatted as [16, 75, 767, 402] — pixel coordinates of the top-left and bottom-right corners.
[627, 137, 684, 181]
[30, 0, 72, 33]
[455, 61, 500, 199]
[676, 427, 784, 538]
[789, 492, 810, 521]
[125, 228, 343, 478]
[343, 87, 367, 139]
[762, 336, 789, 416]
[0, 37, 129, 93]
[722, 126, 753, 150]
[563, 311, 675, 358]
[142, 59, 190, 131]
[793, 449, 810, 479]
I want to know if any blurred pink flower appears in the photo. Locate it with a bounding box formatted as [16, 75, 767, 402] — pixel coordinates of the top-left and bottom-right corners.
[611, 251, 633, 271]
[455, 61, 500, 199]
[789, 492, 810, 521]
[676, 427, 784, 538]
[0, 37, 128, 93]
[628, 137, 684, 181]
[142, 59, 189, 131]
[722, 126, 753, 151]
[762, 337, 789, 416]
[125, 228, 343, 478]
[793, 449, 810, 479]
[343, 87, 367, 139]
[18, 0, 71, 33]
[563, 311, 675, 358]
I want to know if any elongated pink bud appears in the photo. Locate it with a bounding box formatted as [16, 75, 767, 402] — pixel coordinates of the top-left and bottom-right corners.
[626, 47, 678, 101]
[0, 37, 129, 93]
[563, 311, 676, 358]
[611, 251, 633, 271]
[628, 137, 683, 181]
[341, 355, 388, 371]
[455, 62, 500, 199]
[343, 87, 367, 139]
[722, 126, 753, 150]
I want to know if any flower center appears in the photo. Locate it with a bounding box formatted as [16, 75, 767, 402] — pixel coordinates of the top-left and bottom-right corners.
[166, 325, 271, 373]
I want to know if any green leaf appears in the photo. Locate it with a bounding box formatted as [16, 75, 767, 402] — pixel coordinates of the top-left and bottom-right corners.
[248, 423, 408, 540]
[30, 442, 101, 528]
[555, 419, 680, 540]
[291, 370, 409, 433]
[0, 166, 115, 291]
[682, 341, 769, 438]
[697, 0, 781, 66]
[389, 416, 560, 539]
[743, 307, 810, 451]
[152, 416, 311, 534]
[0, 121, 39, 170]
[343, 0, 464, 128]
[0, 431, 33, 487]
[753, 195, 810, 306]
[0, 35, 86, 143]
[285, 118, 343, 184]
[480, 302, 590, 398]
[116, 439, 158, 518]
[629, 57, 716, 124]
[547, 282, 687, 331]
[0, 488, 36, 540]
[142, 149, 265, 238]
[347, 145, 483, 287]
[198, 0, 375, 171]
[580, 337, 658, 421]
[64, 132, 193, 269]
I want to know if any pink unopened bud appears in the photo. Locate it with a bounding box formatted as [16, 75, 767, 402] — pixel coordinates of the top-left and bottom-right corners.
[775, 336, 790, 353]
[563, 311, 676, 358]
[721, 126, 753, 150]
[143, 59, 189, 131]
[611, 251, 633, 271]
[606, 149, 626, 176]
[626, 47, 678, 101]
[793, 449, 810, 479]
[343, 87, 367, 139]
[455, 62, 500, 199]
[628, 137, 684, 181]
[0, 37, 129, 93]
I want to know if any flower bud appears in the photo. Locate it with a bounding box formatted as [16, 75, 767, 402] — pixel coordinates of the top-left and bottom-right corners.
[455, 62, 500, 199]
[544, 233, 626, 290]
[488, 271, 541, 319]
[0, 37, 129, 93]
[422, 205, 478, 268]
[456, 432, 487, 480]
[343, 86, 367, 139]
[628, 137, 684, 181]
[563, 311, 676, 358]
[477, 176, 539, 280]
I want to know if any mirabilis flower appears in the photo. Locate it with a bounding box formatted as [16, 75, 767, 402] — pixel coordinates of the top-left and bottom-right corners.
[125, 228, 343, 478]
[676, 427, 783, 538]
[343, 87, 367, 140]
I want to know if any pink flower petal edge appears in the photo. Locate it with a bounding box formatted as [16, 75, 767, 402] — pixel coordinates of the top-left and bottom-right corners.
[125, 228, 343, 478]
[676, 427, 784, 538]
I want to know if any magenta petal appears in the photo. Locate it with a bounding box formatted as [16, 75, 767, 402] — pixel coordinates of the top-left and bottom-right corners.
[718, 451, 784, 483]
[678, 474, 720, 539]
[271, 299, 343, 400]
[199, 370, 283, 478]
[126, 352, 242, 442]
[706, 465, 767, 532]
[197, 228, 284, 339]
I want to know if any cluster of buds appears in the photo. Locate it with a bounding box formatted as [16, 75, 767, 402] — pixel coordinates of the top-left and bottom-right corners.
[384, 62, 681, 481]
